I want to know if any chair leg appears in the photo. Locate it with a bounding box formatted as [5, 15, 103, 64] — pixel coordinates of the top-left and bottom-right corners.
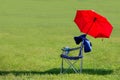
[66, 60, 79, 73]
[60, 58, 63, 73]
[80, 58, 83, 73]
[60, 58, 83, 74]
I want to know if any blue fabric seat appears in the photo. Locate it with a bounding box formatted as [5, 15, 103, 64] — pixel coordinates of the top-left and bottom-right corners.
[60, 54, 83, 60]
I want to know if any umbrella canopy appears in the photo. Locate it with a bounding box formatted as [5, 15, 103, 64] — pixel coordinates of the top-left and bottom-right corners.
[74, 10, 113, 38]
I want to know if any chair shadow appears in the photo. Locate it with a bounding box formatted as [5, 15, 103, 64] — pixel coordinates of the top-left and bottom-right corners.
[0, 68, 113, 76]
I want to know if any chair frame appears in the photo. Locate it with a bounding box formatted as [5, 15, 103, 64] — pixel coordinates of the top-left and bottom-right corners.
[60, 42, 84, 74]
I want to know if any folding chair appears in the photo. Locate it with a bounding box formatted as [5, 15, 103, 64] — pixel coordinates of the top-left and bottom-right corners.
[60, 34, 92, 74]
[60, 42, 84, 73]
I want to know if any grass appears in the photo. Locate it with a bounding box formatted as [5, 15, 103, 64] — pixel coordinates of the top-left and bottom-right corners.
[0, 0, 120, 80]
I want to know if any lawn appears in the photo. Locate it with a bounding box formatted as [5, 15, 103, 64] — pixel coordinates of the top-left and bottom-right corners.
[0, 0, 120, 80]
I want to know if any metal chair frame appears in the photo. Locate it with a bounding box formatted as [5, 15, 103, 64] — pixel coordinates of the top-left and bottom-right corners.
[60, 42, 84, 74]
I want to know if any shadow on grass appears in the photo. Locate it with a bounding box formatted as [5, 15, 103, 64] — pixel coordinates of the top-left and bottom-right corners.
[0, 68, 113, 76]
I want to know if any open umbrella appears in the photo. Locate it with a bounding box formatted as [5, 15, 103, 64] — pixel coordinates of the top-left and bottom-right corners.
[74, 10, 113, 38]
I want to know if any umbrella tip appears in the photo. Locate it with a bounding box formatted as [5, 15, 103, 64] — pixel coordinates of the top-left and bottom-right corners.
[91, 10, 95, 12]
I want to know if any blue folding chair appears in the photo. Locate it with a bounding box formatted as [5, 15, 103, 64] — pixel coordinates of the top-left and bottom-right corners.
[60, 34, 92, 73]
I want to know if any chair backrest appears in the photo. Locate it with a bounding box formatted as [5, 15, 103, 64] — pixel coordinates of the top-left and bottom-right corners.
[78, 42, 84, 57]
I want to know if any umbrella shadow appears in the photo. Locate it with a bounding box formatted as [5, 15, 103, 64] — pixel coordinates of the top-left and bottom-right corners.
[0, 68, 113, 76]
[82, 68, 113, 75]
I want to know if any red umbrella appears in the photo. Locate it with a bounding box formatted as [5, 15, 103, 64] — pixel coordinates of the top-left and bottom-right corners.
[74, 10, 113, 38]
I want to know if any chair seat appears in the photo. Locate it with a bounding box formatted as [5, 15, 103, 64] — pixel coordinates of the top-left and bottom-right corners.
[60, 54, 83, 60]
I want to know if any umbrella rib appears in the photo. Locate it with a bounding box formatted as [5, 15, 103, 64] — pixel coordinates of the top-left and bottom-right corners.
[79, 12, 87, 32]
[86, 11, 96, 34]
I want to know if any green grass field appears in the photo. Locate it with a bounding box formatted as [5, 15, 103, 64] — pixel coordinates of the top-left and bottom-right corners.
[0, 0, 120, 80]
